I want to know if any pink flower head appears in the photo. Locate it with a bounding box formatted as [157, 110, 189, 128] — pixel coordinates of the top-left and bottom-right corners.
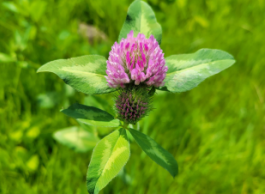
[105, 31, 168, 88]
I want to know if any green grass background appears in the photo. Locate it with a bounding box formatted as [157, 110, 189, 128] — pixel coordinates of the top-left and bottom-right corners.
[1, 0, 265, 193]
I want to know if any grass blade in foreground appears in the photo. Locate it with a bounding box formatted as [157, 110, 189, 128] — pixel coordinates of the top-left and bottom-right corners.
[61, 103, 120, 128]
[87, 128, 130, 194]
[118, 0, 162, 44]
[37, 55, 115, 94]
[53, 126, 99, 153]
[159, 49, 236, 92]
[128, 128, 178, 177]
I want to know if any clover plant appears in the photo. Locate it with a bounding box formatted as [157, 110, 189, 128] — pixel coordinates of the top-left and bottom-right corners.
[37, 0, 235, 193]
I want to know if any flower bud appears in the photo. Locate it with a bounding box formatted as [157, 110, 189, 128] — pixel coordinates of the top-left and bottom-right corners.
[115, 86, 151, 124]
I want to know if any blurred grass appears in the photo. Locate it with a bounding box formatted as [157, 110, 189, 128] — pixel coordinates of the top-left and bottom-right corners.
[0, 0, 265, 193]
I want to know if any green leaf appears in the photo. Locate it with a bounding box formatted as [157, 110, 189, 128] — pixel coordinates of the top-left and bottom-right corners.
[78, 121, 97, 134]
[0, 52, 16, 62]
[87, 128, 130, 194]
[29, 0, 47, 22]
[118, 0, 162, 44]
[128, 128, 178, 177]
[61, 103, 120, 128]
[53, 126, 99, 153]
[37, 55, 115, 95]
[159, 49, 236, 93]
[37, 92, 59, 109]
[2, 2, 18, 13]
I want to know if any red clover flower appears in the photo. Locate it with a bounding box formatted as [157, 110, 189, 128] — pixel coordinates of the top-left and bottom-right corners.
[106, 31, 168, 88]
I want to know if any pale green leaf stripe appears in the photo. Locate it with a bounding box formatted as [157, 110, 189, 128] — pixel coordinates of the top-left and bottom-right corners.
[160, 49, 236, 93]
[61, 103, 120, 128]
[128, 128, 178, 177]
[37, 55, 115, 95]
[118, 0, 162, 44]
[87, 128, 130, 194]
[53, 126, 99, 153]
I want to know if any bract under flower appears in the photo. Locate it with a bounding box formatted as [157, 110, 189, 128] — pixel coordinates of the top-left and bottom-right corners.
[105, 31, 168, 88]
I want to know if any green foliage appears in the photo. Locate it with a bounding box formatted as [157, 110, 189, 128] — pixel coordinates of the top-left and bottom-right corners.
[118, 0, 162, 44]
[37, 85, 75, 109]
[0, 52, 16, 62]
[37, 55, 115, 95]
[61, 103, 120, 128]
[160, 49, 235, 92]
[128, 128, 178, 177]
[53, 126, 99, 153]
[86, 128, 130, 194]
[36, 2, 233, 191]
[1, 0, 265, 193]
